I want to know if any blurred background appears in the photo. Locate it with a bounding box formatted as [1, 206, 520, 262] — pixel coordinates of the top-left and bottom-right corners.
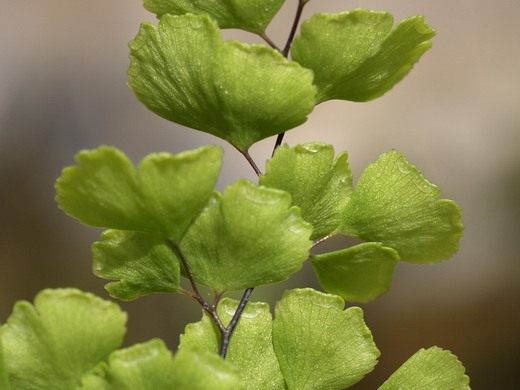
[1, 0, 519, 388]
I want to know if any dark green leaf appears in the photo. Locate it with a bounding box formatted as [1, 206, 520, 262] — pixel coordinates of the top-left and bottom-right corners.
[92, 230, 180, 300]
[312, 242, 399, 303]
[261, 143, 352, 240]
[292, 10, 435, 103]
[181, 180, 313, 292]
[342, 151, 463, 263]
[272, 288, 379, 389]
[56, 145, 222, 241]
[129, 14, 316, 151]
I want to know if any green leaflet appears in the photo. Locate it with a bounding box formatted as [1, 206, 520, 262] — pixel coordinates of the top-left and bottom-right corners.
[292, 9, 435, 103]
[378, 347, 470, 389]
[311, 242, 399, 303]
[272, 289, 379, 389]
[143, 0, 285, 34]
[56, 145, 222, 241]
[342, 150, 463, 263]
[92, 230, 180, 300]
[128, 14, 316, 151]
[180, 298, 285, 389]
[0, 337, 9, 390]
[181, 180, 313, 292]
[261, 143, 353, 240]
[81, 339, 241, 390]
[0, 289, 126, 390]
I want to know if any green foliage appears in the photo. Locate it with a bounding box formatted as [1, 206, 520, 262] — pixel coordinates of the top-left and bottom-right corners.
[0, 289, 126, 389]
[311, 242, 399, 302]
[272, 289, 379, 389]
[92, 230, 180, 300]
[3, 1, 471, 388]
[56, 145, 222, 241]
[292, 10, 435, 103]
[379, 347, 470, 389]
[181, 180, 313, 292]
[342, 150, 463, 263]
[260, 143, 353, 240]
[180, 298, 284, 389]
[128, 14, 316, 151]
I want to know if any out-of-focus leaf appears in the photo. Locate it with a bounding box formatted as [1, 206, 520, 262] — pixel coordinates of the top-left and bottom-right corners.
[311, 242, 399, 302]
[261, 143, 352, 239]
[181, 180, 312, 292]
[129, 14, 316, 151]
[143, 0, 285, 34]
[272, 288, 379, 389]
[292, 10, 435, 103]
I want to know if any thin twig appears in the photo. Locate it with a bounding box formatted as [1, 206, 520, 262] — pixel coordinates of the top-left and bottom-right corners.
[313, 234, 335, 248]
[258, 32, 282, 52]
[238, 148, 262, 176]
[219, 288, 254, 358]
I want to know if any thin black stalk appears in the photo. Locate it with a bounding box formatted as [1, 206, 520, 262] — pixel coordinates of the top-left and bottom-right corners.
[219, 288, 254, 358]
[272, 0, 308, 156]
[238, 149, 262, 176]
[258, 32, 282, 52]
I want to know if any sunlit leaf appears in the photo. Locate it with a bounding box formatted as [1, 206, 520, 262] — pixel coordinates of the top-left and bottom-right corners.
[56, 145, 222, 241]
[143, 0, 285, 34]
[261, 143, 352, 239]
[342, 151, 463, 263]
[181, 180, 313, 292]
[292, 10, 435, 103]
[378, 347, 470, 389]
[92, 230, 180, 300]
[272, 288, 379, 389]
[312, 242, 399, 303]
[0, 289, 126, 390]
[180, 298, 285, 389]
[0, 337, 9, 390]
[129, 14, 316, 151]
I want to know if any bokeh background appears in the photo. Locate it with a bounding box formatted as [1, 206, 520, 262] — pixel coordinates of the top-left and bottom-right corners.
[1, 0, 519, 388]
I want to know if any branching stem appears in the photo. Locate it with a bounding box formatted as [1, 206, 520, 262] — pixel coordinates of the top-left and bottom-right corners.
[219, 287, 254, 358]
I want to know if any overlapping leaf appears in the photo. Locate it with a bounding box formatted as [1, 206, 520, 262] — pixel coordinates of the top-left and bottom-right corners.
[0, 337, 8, 390]
[81, 339, 241, 390]
[129, 14, 316, 151]
[181, 180, 313, 292]
[143, 0, 285, 34]
[180, 298, 285, 389]
[378, 347, 470, 389]
[311, 242, 399, 302]
[342, 151, 463, 263]
[92, 230, 180, 300]
[56, 145, 222, 241]
[261, 143, 353, 240]
[292, 9, 435, 103]
[272, 289, 379, 389]
[0, 289, 126, 390]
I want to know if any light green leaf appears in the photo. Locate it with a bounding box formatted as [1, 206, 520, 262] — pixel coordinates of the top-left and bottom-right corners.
[180, 298, 285, 389]
[0, 337, 9, 390]
[291, 10, 435, 103]
[272, 288, 379, 389]
[143, 0, 285, 34]
[92, 230, 180, 300]
[342, 151, 463, 263]
[311, 242, 399, 303]
[378, 347, 470, 389]
[81, 339, 241, 390]
[129, 14, 316, 151]
[261, 143, 353, 240]
[0, 289, 126, 390]
[56, 145, 222, 241]
[181, 180, 313, 292]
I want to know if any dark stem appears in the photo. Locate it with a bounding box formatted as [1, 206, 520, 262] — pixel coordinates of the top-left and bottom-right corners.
[272, 0, 308, 156]
[238, 149, 262, 176]
[219, 287, 254, 358]
[258, 32, 281, 52]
